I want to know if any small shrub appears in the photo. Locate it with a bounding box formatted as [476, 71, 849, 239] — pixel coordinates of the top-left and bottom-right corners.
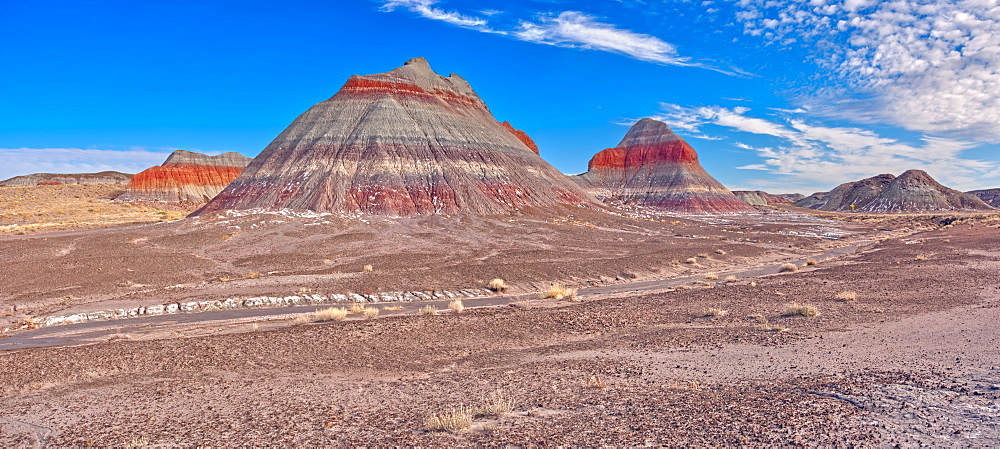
[693, 280, 712, 286]
[834, 291, 858, 302]
[362, 264, 374, 272]
[779, 263, 799, 273]
[584, 375, 608, 389]
[541, 284, 578, 300]
[474, 391, 514, 418]
[705, 308, 728, 318]
[488, 278, 508, 293]
[698, 253, 710, 259]
[382, 305, 405, 311]
[761, 323, 789, 332]
[118, 280, 135, 287]
[705, 273, 719, 280]
[244, 271, 260, 279]
[805, 259, 818, 266]
[312, 307, 348, 322]
[218, 276, 233, 282]
[724, 275, 737, 282]
[685, 257, 698, 264]
[425, 406, 473, 432]
[784, 303, 820, 317]
[715, 249, 727, 255]
[915, 254, 928, 261]
[448, 300, 465, 314]
[348, 303, 366, 314]
[420, 305, 439, 316]
[361, 307, 379, 319]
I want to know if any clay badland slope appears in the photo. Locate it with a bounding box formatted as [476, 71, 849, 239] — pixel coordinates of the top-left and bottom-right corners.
[0, 171, 131, 186]
[796, 170, 993, 212]
[573, 118, 753, 213]
[194, 57, 597, 216]
[116, 150, 250, 203]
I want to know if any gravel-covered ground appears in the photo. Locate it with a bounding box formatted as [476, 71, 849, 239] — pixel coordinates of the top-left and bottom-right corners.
[1, 217, 998, 446]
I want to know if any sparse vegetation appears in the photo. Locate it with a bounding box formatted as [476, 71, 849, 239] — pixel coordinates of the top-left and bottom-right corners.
[361, 307, 380, 319]
[779, 263, 799, 273]
[784, 303, 820, 317]
[348, 303, 367, 314]
[704, 308, 729, 318]
[724, 275, 738, 282]
[805, 259, 818, 266]
[382, 305, 405, 311]
[488, 278, 508, 293]
[915, 254, 928, 261]
[835, 291, 858, 302]
[362, 264, 374, 272]
[541, 284, 578, 300]
[244, 271, 260, 279]
[420, 305, 439, 316]
[117, 280, 135, 287]
[425, 406, 474, 432]
[715, 249, 727, 255]
[311, 307, 348, 322]
[693, 280, 712, 286]
[473, 391, 514, 418]
[685, 257, 698, 264]
[584, 375, 608, 389]
[448, 300, 465, 314]
[761, 323, 789, 332]
[705, 273, 719, 280]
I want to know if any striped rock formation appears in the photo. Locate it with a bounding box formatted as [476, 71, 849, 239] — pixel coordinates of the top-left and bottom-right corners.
[0, 171, 131, 186]
[968, 188, 1000, 207]
[795, 170, 993, 212]
[732, 190, 797, 207]
[116, 150, 250, 203]
[572, 118, 754, 213]
[194, 57, 597, 216]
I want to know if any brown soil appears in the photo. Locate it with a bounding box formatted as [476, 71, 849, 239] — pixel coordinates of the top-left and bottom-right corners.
[0, 202, 998, 445]
[0, 184, 190, 236]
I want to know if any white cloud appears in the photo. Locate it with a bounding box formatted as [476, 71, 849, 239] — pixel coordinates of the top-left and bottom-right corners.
[654, 103, 1000, 191]
[0, 148, 175, 182]
[380, 2, 698, 67]
[513, 11, 689, 65]
[731, 0, 1000, 142]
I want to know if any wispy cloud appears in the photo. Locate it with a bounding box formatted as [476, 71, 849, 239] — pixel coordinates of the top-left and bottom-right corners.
[655, 104, 999, 192]
[380, 1, 706, 68]
[731, 0, 1000, 142]
[0, 148, 175, 182]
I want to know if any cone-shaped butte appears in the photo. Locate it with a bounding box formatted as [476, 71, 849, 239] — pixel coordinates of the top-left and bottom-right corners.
[116, 150, 251, 203]
[573, 118, 754, 213]
[795, 170, 993, 212]
[193, 57, 596, 216]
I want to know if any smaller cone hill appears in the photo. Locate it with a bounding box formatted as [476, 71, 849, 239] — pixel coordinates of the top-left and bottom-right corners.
[194, 57, 597, 217]
[794, 170, 993, 212]
[573, 118, 753, 213]
[116, 150, 251, 203]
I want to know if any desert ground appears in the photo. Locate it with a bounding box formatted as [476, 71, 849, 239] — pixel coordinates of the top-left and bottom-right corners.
[1, 185, 999, 446]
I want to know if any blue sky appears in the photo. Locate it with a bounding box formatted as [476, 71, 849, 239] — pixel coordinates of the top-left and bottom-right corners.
[2, 0, 999, 194]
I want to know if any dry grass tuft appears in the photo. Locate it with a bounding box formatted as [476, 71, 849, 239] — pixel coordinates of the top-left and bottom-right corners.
[704, 308, 729, 318]
[834, 291, 858, 302]
[541, 284, 578, 300]
[362, 264, 374, 272]
[705, 273, 719, 280]
[448, 300, 465, 314]
[361, 307, 380, 319]
[473, 391, 514, 418]
[915, 254, 928, 261]
[761, 323, 789, 332]
[420, 305, 439, 316]
[218, 276, 233, 282]
[244, 271, 260, 279]
[425, 406, 474, 433]
[348, 303, 366, 314]
[784, 302, 820, 317]
[779, 263, 799, 273]
[715, 249, 727, 255]
[584, 375, 608, 389]
[382, 305, 405, 311]
[749, 281, 758, 287]
[685, 257, 698, 264]
[488, 278, 508, 293]
[724, 275, 738, 282]
[805, 259, 818, 266]
[693, 280, 713, 286]
[312, 307, 348, 322]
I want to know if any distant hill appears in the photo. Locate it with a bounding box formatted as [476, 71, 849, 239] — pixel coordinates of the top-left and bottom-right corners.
[967, 188, 1000, 207]
[731, 190, 799, 207]
[794, 170, 993, 212]
[0, 171, 131, 186]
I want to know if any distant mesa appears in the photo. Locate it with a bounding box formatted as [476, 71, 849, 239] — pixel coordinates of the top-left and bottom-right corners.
[116, 150, 251, 204]
[0, 171, 132, 186]
[572, 118, 755, 213]
[794, 170, 994, 212]
[967, 188, 1000, 207]
[732, 190, 800, 207]
[194, 57, 597, 216]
